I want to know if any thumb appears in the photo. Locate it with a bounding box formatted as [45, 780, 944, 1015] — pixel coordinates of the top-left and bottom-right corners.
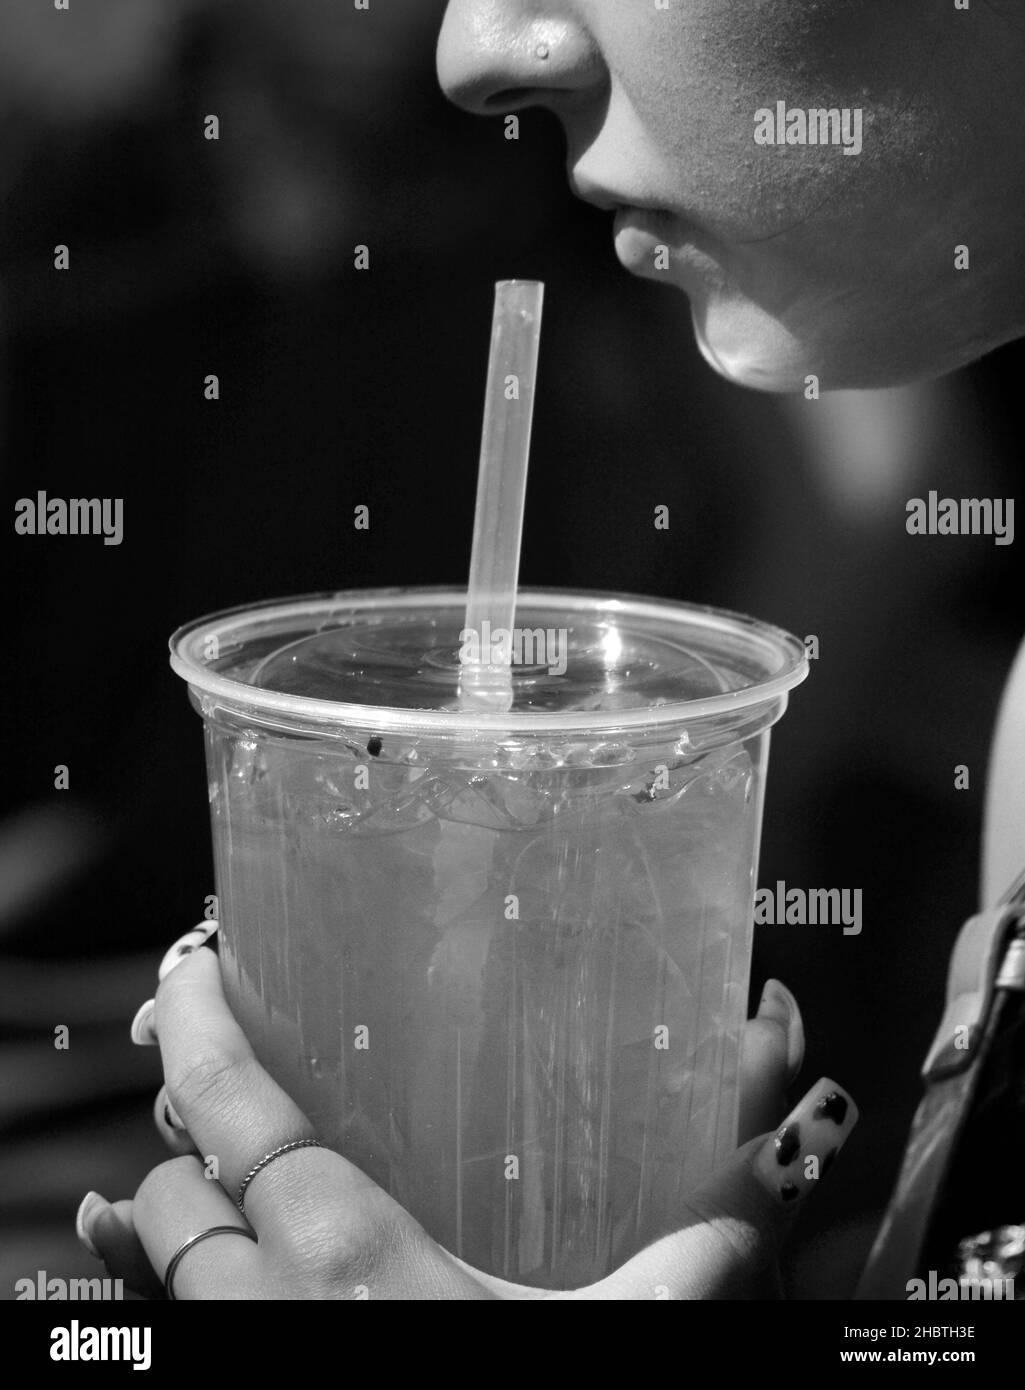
[588, 1077, 859, 1300]
[739, 978, 805, 1142]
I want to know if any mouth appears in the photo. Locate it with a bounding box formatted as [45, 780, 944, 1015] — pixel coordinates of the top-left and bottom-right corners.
[612, 205, 678, 240]
[570, 174, 666, 217]
[570, 176, 723, 290]
[612, 206, 720, 288]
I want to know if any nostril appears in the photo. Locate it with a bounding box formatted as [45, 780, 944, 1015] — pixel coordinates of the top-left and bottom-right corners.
[483, 88, 536, 111]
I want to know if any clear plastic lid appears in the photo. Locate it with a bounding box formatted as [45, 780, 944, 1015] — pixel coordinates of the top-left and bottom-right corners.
[170, 587, 807, 740]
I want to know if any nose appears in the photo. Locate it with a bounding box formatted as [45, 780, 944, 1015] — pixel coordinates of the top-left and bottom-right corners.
[437, 0, 602, 116]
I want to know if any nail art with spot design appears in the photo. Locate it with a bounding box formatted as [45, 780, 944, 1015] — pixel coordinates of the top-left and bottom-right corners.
[158, 920, 219, 982]
[754, 1076, 858, 1204]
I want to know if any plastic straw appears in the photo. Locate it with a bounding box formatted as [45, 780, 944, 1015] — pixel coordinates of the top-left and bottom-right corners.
[459, 280, 545, 710]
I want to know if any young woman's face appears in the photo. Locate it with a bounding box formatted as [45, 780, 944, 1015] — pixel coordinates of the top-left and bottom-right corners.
[438, 0, 1025, 391]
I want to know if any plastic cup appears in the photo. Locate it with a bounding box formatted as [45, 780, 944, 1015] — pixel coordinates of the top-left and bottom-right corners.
[170, 587, 807, 1289]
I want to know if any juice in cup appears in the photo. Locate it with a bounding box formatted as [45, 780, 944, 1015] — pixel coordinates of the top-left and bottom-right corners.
[171, 586, 807, 1289]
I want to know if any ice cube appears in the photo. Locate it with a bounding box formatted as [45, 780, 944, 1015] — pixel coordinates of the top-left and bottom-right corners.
[420, 770, 521, 831]
[228, 734, 267, 785]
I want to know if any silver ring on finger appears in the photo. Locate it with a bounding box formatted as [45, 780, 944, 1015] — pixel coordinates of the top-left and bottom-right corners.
[163, 1225, 258, 1301]
[236, 1139, 324, 1215]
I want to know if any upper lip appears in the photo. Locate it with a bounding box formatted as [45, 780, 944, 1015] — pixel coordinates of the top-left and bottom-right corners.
[569, 176, 666, 215]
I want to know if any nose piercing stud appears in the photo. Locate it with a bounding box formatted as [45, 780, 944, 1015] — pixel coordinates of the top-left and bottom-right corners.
[535, 44, 550, 61]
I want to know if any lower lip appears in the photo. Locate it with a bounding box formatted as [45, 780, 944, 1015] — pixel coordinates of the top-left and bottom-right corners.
[613, 207, 715, 283]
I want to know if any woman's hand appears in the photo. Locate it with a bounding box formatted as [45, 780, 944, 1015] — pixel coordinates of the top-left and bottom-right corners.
[76, 926, 857, 1299]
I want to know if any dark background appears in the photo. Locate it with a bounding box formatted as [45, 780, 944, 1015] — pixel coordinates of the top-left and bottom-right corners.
[1, 0, 1022, 1298]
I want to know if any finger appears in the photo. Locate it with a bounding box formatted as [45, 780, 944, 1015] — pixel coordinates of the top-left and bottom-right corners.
[151, 926, 214, 1157]
[153, 946, 410, 1261]
[153, 946, 318, 1209]
[151, 941, 463, 1292]
[133, 1155, 264, 1300]
[76, 1194, 164, 1299]
[153, 1084, 198, 1156]
[590, 1076, 858, 1300]
[131, 922, 220, 1049]
[738, 979, 804, 1142]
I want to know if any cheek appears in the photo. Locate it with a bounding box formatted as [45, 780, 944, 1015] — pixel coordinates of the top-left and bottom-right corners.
[604, 0, 957, 242]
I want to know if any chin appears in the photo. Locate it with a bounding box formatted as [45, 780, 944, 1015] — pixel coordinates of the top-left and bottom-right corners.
[689, 293, 836, 394]
[687, 286, 1019, 394]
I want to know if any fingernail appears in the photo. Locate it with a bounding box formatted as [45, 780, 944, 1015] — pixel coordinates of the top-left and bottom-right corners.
[154, 1085, 185, 1131]
[754, 1076, 859, 1204]
[158, 920, 219, 981]
[75, 1191, 107, 1258]
[757, 978, 794, 1027]
[758, 979, 803, 1075]
[130, 999, 157, 1046]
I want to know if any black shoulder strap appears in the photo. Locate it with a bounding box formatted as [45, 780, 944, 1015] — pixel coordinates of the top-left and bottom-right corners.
[856, 900, 1025, 1299]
